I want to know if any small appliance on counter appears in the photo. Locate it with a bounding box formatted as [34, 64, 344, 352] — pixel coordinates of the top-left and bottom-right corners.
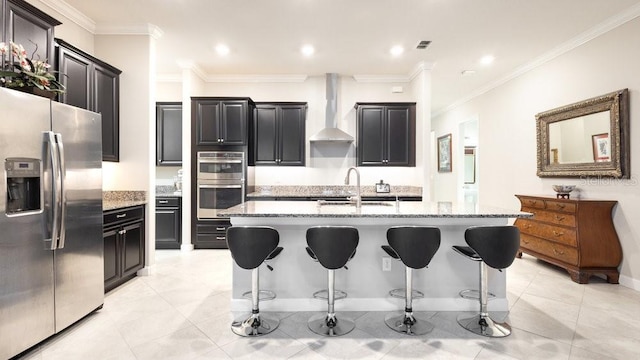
[174, 168, 183, 194]
[376, 180, 390, 193]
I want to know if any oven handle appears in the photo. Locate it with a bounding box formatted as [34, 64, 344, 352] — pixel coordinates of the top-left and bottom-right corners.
[198, 184, 243, 189]
[197, 159, 243, 164]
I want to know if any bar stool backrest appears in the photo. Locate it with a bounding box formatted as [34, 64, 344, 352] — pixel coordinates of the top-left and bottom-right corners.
[227, 226, 280, 270]
[465, 226, 520, 270]
[306, 226, 359, 270]
[387, 227, 441, 269]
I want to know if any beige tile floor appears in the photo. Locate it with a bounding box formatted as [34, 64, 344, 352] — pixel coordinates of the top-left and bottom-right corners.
[17, 250, 640, 360]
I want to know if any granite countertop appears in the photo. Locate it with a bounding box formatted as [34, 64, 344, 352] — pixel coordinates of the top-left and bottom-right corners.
[103, 191, 147, 211]
[246, 185, 422, 199]
[156, 185, 182, 198]
[220, 200, 532, 219]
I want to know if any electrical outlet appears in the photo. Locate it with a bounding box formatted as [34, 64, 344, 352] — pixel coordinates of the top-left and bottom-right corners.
[382, 257, 392, 271]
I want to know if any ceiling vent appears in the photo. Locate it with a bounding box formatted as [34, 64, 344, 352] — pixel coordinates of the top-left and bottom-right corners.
[416, 40, 432, 49]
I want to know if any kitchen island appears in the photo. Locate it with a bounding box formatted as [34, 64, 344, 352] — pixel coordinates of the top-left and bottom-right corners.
[220, 200, 531, 312]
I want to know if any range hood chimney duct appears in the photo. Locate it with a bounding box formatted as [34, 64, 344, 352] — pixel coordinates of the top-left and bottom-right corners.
[309, 73, 354, 142]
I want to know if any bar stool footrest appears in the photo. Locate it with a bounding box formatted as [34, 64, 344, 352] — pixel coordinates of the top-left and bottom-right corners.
[389, 288, 424, 299]
[313, 289, 347, 301]
[242, 290, 276, 301]
[459, 289, 495, 300]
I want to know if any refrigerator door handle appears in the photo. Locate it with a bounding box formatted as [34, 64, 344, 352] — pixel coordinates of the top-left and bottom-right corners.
[55, 133, 66, 249]
[45, 131, 60, 250]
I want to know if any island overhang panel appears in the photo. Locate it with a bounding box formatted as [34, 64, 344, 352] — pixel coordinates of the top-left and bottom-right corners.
[221, 201, 531, 312]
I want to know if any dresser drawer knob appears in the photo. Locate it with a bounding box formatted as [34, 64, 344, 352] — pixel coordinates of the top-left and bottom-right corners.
[552, 248, 565, 256]
[528, 200, 538, 206]
[522, 239, 530, 244]
[556, 204, 566, 209]
[555, 215, 565, 221]
[552, 230, 565, 237]
[523, 224, 531, 229]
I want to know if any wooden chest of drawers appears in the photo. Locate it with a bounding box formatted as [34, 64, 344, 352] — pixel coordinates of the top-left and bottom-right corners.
[514, 195, 621, 284]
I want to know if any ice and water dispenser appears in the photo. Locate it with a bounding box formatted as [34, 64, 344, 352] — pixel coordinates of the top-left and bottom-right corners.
[5, 158, 41, 215]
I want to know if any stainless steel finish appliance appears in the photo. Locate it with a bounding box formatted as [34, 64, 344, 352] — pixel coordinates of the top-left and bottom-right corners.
[196, 151, 245, 219]
[0, 88, 103, 359]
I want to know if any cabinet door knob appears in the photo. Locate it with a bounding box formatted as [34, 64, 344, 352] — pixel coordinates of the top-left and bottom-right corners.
[118, 229, 126, 235]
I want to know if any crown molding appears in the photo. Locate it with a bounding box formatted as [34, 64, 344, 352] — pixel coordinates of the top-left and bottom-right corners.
[352, 75, 411, 83]
[37, 0, 96, 33]
[156, 74, 183, 83]
[434, 3, 640, 117]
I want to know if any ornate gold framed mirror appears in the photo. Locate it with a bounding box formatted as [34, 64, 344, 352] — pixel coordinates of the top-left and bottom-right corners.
[536, 89, 629, 178]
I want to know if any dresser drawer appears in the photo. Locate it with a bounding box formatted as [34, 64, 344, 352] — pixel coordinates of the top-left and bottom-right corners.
[520, 234, 578, 266]
[524, 208, 576, 227]
[520, 197, 545, 209]
[516, 219, 577, 247]
[545, 200, 576, 213]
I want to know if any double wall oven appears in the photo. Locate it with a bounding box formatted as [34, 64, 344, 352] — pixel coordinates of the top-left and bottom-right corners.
[196, 151, 245, 220]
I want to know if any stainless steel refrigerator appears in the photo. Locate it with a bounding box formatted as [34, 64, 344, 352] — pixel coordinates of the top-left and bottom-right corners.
[0, 88, 104, 359]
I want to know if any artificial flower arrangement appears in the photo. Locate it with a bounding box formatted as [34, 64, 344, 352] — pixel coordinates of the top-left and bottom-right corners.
[0, 41, 65, 94]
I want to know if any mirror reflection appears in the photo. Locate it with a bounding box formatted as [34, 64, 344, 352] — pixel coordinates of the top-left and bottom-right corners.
[548, 110, 610, 164]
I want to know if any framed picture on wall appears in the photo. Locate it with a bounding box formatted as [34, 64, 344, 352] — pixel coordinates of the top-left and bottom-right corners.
[437, 133, 452, 172]
[592, 133, 610, 162]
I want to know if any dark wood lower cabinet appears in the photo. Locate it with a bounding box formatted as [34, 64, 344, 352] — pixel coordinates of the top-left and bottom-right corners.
[155, 197, 181, 249]
[103, 205, 145, 292]
[194, 220, 230, 249]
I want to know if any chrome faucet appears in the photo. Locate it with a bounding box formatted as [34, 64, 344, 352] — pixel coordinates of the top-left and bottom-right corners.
[344, 167, 361, 208]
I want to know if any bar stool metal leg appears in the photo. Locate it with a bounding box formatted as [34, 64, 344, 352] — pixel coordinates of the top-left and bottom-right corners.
[231, 268, 279, 336]
[385, 267, 434, 335]
[308, 269, 355, 336]
[456, 262, 511, 337]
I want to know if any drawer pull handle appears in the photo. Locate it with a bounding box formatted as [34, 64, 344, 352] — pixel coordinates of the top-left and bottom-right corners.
[216, 236, 226, 240]
[555, 215, 565, 221]
[523, 224, 531, 229]
[552, 248, 565, 256]
[216, 227, 226, 231]
[522, 239, 529, 244]
[116, 214, 127, 219]
[158, 200, 168, 204]
[552, 231, 564, 237]
[528, 200, 538, 206]
[556, 204, 566, 209]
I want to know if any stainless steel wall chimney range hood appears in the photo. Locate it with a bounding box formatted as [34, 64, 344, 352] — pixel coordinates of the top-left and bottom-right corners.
[309, 73, 354, 142]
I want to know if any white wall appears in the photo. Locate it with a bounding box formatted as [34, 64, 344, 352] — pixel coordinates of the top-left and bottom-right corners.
[97, 35, 153, 191]
[432, 17, 640, 288]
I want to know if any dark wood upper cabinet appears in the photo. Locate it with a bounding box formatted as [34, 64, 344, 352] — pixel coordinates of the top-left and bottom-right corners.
[55, 38, 122, 162]
[356, 102, 416, 167]
[156, 102, 182, 166]
[192, 97, 253, 146]
[252, 102, 306, 166]
[3, 0, 60, 65]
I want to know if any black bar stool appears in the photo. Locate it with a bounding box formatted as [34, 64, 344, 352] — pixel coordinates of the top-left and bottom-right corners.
[306, 226, 359, 336]
[385, 226, 441, 335]
[306, 246, 356, 301]
[452, 225, 520, 337]
[226, 226, 280, 337]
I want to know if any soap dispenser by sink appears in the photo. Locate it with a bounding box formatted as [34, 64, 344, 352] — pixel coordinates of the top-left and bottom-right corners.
[376, 180, 390, 193]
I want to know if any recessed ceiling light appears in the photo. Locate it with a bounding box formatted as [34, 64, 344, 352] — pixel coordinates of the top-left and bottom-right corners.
[390, 45, 404, 57]
[480, 55, 495, 65]
[301, 44, 315, 57]
[215, 44, 230, 56]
